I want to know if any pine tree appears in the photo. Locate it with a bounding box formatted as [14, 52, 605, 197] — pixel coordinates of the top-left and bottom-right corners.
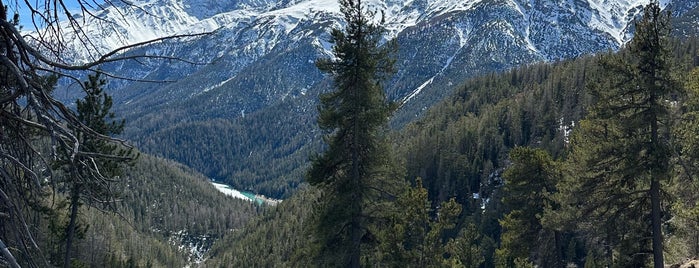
[669, 67, 699, 259]
[553, 2, 677, 267]
[496, 147, 560, 267]
[444, 223, 485, 267]
[306, 0, 397, 266]
[374, 179, 430, 265]
[55, 73, 134, 268]
[374, 178, 477, 266]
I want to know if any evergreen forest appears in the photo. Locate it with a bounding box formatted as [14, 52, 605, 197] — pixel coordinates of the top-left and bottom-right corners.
[209, 1, 699, 267]
[3, 0, 699, 267]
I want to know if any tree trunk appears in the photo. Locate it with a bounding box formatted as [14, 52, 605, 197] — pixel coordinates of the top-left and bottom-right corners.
[649, 90, 664, 268]
[349, 4, 363, 265]
[349, 213, 361, 268]
[63, 183, 81, 268]
[650, 176, 664, 268]
[554, 230, 563, 267]
[349, 115, 361, 268]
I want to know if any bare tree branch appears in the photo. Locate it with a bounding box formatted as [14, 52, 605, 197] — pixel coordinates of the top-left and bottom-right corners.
[0, 1, 205, 265]
[0, 238, 21, 268]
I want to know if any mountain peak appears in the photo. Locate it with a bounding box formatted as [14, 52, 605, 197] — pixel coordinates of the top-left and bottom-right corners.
[45, 0, 696, 199]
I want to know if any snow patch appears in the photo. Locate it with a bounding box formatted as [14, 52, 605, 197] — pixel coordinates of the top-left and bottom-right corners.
[401, 77, 434, 105]
[511, 0, 540, 55]
[266, 0, 341, 18]
[558, 117, 575, 144]
[201, 77, 235, 93]
[584, 0, 663, 46]
[211, 182, 254, 202]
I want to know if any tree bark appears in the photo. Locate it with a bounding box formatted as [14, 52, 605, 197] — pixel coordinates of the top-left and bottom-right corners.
[650, 176, 664, 268]
[63, 183, 82, 268]
[348, 2, 363, 266]
[649, 86, 664, 268]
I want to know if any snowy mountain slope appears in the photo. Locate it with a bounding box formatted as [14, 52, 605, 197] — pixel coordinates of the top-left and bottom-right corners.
[61, 0, 664, 101]
[58, 0, 658, 63]
[51, 0, 695, 197]
[386, 0, 675, 124]
[56, 1, 200, 62]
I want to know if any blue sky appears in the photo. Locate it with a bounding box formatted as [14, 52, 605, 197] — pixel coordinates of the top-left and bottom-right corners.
[7, 0, 88, 28]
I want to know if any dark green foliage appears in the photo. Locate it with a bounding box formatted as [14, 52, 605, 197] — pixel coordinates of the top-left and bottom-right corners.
[306, 0, 400, 266]
[501, 147, 557, 215]
[49, 73, 136, 268]
[208, 179, 486, 267]
[7, 148, 259, 267]
[550, 3, 677, 267]
[76, 74, 125, 146]
[206, 187, 319, 267]
[121, 154, 259, 238]
[374, 179, 481, 266]
[399, 57, 593, 214]
[395, 43, 631, 268]
[46, 153, 260, 267]
[444, 223, 486, 267]
[667, 67, 699, 261]
[496, 147, 561, 267]
[137, 98, 318, 199]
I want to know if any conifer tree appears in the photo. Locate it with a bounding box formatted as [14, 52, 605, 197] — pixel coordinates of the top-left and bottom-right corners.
[0, 2, 200, 265]
[306, 0, 397, 266]
[375, 179, 465, 266]
[670, 67, 699, 259]
[553, 2, 676, 267]
[55, 73, 134, 268]
[496, 147, 560, 267]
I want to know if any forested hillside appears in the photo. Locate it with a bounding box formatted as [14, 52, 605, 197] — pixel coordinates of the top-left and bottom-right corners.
[135, 99, 320, 199]
[208, 3, 699, 266]
[121, 0, 699, 202]
[206, 187, 319, 267]
[23, 153, 261, 267]
[81, 0, 695, 202]
[4, 0, 699, 267]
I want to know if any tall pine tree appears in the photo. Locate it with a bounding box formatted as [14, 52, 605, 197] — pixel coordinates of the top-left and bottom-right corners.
[306, 0, 397, 266]
[553, 2, 677, 267]
[55, 73, 134, 268]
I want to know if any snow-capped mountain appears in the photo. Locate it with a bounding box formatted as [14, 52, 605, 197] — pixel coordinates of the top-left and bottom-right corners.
[56, 0, 674, 113]
[50, 0, 695, 197]
[58, 0, 664, 63]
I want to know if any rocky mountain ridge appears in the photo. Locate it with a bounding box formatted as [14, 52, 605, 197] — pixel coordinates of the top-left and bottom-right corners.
[59, 0, 660, 65]
[49, 0, 695, 198]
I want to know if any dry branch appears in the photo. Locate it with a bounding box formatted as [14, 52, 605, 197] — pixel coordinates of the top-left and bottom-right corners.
[0, 1, 211, 266]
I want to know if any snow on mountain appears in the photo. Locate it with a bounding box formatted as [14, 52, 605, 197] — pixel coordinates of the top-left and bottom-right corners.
[55, 1, 198, 62]
[52, 0, 665, 64]
[46, 0, 695, 197]
[583, 0, 670, 45]
[82, 0, 667, 122]
[49, 0, 681, 124]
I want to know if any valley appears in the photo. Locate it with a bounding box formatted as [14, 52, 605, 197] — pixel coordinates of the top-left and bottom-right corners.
[2, 0, 699, 267]
[51, 0, 687, 200]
